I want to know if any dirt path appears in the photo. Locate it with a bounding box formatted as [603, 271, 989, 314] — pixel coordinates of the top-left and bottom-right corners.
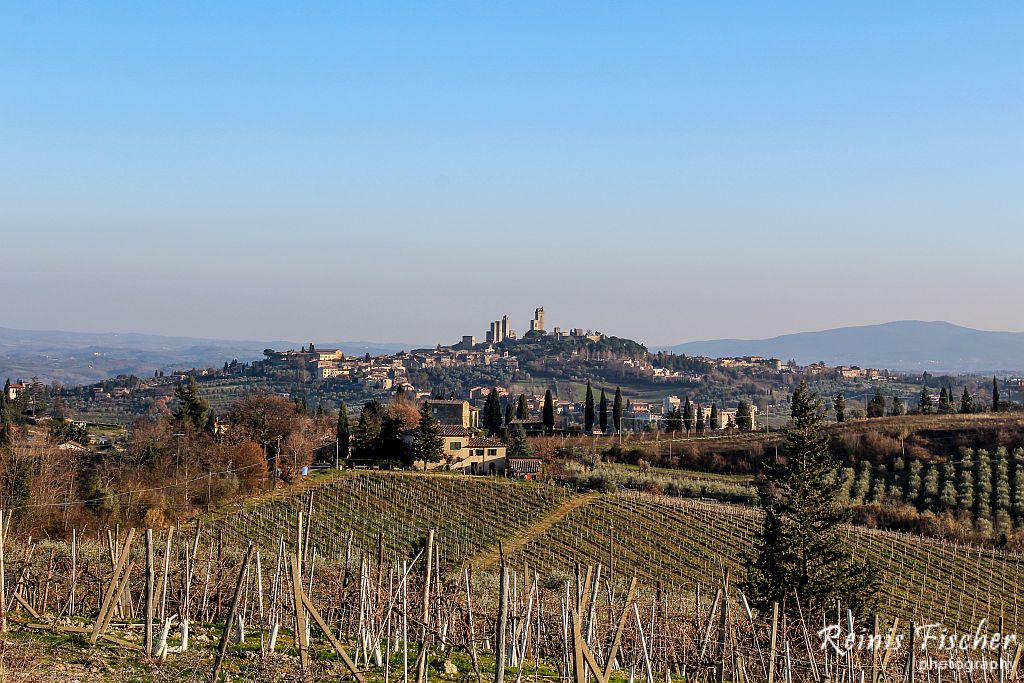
[465, 492, 599, 570]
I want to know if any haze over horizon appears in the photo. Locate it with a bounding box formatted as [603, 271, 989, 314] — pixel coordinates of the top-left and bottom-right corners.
[3, 3, 1022, 343]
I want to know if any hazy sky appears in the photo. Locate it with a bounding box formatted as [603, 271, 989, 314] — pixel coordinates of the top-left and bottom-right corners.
[3, 2, 1022, 346]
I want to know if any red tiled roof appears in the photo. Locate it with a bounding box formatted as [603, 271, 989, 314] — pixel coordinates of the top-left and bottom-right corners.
[508, 458, 542, 474]
[437, 425, 472, 437]
[467, 437, 505, 448]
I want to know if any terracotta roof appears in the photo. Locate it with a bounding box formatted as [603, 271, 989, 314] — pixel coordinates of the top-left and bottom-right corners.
[437, 425, 472, 437]
[467, 437, 505, 448]
[508, 458, 542, 474]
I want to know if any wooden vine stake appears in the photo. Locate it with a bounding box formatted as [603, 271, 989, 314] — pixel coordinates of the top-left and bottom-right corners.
[209, 541, 255, 683]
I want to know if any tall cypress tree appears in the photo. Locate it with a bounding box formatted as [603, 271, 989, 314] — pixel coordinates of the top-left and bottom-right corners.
[741, 381, 877, 617]
[516, 394, 529, 420]
[683, 397, 695, 433]
[411, 403, 444, 471]
[542, 390, 555, 433]
[336, 401, 350, 462]
[504, 402, 514, 430]
[695, 404, 705, 433]
[993, 377, 1001, 413]
[736, 400, 752, 431]
[612, 387, 623, 433]
[599, 388, 608, 433]
[584, 381, 595, 432]
[484, 389, 503, 435]
[833, 393, 846, 423]
[709, 402, 720, 430]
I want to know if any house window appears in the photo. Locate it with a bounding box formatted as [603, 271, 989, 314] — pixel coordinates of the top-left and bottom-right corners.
[487, 449, 497, 456]
[450, 442, 462, 450]
[475, 449, 484, 456]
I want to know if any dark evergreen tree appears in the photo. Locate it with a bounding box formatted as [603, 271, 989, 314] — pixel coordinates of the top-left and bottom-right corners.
[612, 387, 624, 433]
[938, 387, 949, 412]
[584, 381, 595, 432]
[709, 402, 720, 430]
[664, 406, 683, 433]
[336, 401, 350, 461]
[736, 400, 753, 431]
[867, 389, 886, 418]
[379, 416, 410, 468]
[683, 397, 695, 433]
[834, 393, 846, 423]
[483, 388, 503, 435]
[960, 388, 976, 414]
[993, 377, 1001, 413]
[741, 381, 878, 617]
[695, 404, 705, 433]
[516, 394, 529, 421]
[351, 400, 384, 461]
[542, 390, 555, 433]
[504, 402, 514, 430]
[506, 424, 533, 458]
[411, 402, 444, 471]
[174, 376, 210, 430]
[205, 410, 218, 436]
[599, 388, 608, 433]
[918, 385, 934, 415]
[890, 396, 906, 416]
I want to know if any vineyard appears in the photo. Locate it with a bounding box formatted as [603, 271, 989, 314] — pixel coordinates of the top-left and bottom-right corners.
[204, 471, 1024, 636]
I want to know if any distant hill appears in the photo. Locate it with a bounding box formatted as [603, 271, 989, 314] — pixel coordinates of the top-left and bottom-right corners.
[0, 327, 419, 385]
[654, 321, 1024, 373]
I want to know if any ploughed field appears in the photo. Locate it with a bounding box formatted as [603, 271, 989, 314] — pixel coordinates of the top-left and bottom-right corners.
[203, 471, 1024, 634]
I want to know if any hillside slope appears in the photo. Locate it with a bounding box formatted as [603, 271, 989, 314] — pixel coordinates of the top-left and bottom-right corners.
[658, 320, 1024, 372]
[203, 471, 1023, 634]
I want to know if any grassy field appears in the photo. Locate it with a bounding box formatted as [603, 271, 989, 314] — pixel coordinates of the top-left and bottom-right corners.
[202, 470, 1024, 635]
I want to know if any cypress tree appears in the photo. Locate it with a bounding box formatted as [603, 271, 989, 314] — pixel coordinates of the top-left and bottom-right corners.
[504, 402, 514, 430]
[834, 393, 846, 423]
[612, 387, 623, 433]
[695, 404, 705, 433]
[336, 401, 350, 462]
[599, 388, 608, 433]
[411, 403, 444, 471]
[484, 389, 503, 435]
[683, 397, 695, 433]
[741, 381, 877, 617]
[736, 400, 752, 431]
[205, 410, 218, 436]
[960, 387, 976, 414]
[918, 385, 934, 415]
[542, 390, 555, 433]
[516, 394, 529, 421]
[993, 377, 1001, 413]
[584, 381, 595, 432]
[709, 402, 720, 431]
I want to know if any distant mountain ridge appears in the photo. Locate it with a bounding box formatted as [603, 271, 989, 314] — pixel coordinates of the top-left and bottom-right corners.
[654, 321, 1024, 373]
[0, 327, 419, 385]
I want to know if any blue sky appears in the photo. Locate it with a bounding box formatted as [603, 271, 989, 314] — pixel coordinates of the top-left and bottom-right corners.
[2, 2, 1022, 345]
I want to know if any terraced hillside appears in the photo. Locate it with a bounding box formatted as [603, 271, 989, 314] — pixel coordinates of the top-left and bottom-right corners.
[203, 471, 1023, 634]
